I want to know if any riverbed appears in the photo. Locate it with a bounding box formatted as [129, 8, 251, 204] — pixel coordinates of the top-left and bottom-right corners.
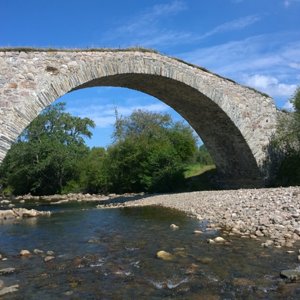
[1, 203, 300, 299]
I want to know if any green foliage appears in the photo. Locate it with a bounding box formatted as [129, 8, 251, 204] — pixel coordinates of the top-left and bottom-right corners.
[105, 110, 197, 193]
[79, 147, 111, 194]
[0, 103, 95, 195]
[272, 87, 300, 186]
[0, 106, 203, 195]
[194, 145, 214, 166]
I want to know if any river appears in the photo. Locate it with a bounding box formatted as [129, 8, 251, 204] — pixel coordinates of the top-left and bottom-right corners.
[0, 203, 300, 299]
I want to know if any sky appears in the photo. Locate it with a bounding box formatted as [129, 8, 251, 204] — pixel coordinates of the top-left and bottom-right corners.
[1, 0, 300, 147]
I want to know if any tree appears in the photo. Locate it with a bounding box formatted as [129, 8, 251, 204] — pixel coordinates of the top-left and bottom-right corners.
[0, 103, 95, 195]
[195, 145, 214, 166]
[79, 147, 111, 194]
[105, 110, 197, 193]
[273, 87, 300, 186]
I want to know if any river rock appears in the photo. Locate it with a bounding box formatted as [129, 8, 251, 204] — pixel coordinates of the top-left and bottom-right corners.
[170, 224, 179, 230]
[33, 249, 44, 255]
[156, 250, 174, 261]
[0, 210, 15, 219]
[0, 208, 51, 220]
[185, 263, 199, 274]
[0, 268, 15, 275]
[262, 240, 274, 248]
[0, 200, 10, 204]
[197, 257, 213, 264]
[46, 250, 55, 256]
[280, 269, 300, 281]
[193, 230, 203, 234]
[20, 249, 31, 256]
[44, 256, 55, 262]
[0, 285, 19, 296]
[214, 236, 226, 243]
[13, 208, 51, 218]
[0, 279, 3, 289]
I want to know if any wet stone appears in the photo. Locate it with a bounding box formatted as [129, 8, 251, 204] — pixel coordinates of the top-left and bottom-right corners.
[33, 249, 44, 255]
[0, 268, 15, 275]
[0, 285, 19, 297]
[280, 269, 300, 281]
[156, 250, 174, 261]
[170, 224, 179, 230]
[20, 249, 31, 256]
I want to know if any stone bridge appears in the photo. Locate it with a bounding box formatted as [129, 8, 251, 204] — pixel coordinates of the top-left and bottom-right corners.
[0, 48, 278, 187]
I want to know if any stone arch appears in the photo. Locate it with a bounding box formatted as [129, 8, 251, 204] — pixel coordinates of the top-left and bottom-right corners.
[0, 49, 278, 186]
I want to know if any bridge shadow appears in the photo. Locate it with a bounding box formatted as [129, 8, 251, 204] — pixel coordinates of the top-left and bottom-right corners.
[97, 168, 219, 207]
[176, 168, 218, 192]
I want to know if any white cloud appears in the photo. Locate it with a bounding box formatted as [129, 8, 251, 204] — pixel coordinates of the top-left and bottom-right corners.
[69, 102, 170, 128]
[244, 74, 297, 98]
[198, 15, 260, 40]
[101, 1, 259, 49]
[102, 0, 188, 47]
[178, 32, 300, 107]
[283, 100, 294, 110]
[119, 0, 187, 33]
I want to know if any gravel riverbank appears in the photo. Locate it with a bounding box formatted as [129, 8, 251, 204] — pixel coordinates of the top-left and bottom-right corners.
[98, 187, 300, 248]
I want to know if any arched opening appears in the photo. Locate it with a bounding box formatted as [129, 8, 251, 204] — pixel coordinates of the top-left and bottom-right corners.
[70, 74, 261, 182]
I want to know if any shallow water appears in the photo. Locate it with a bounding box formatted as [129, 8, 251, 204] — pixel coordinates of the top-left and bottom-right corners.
[1, 204, 300, 299]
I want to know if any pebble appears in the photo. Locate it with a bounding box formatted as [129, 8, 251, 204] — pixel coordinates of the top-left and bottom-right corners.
[170, 224, 179, 230]
[20, 249, 31, 256]
[197, 257, 213, 264]
[33, 249, 44, 255]
[214, 237, 226, 243]
[46, 250, 55, 256]
[44, 256, 55, 262]
[193, 230, 203, 234]
[156, 250, 174, 261]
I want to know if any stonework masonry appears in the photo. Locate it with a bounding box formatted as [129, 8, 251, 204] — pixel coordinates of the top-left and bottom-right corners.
[0, 48, 278, 187]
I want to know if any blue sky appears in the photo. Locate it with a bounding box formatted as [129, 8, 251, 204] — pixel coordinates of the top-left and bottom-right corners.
[1, 0, 300, 147]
